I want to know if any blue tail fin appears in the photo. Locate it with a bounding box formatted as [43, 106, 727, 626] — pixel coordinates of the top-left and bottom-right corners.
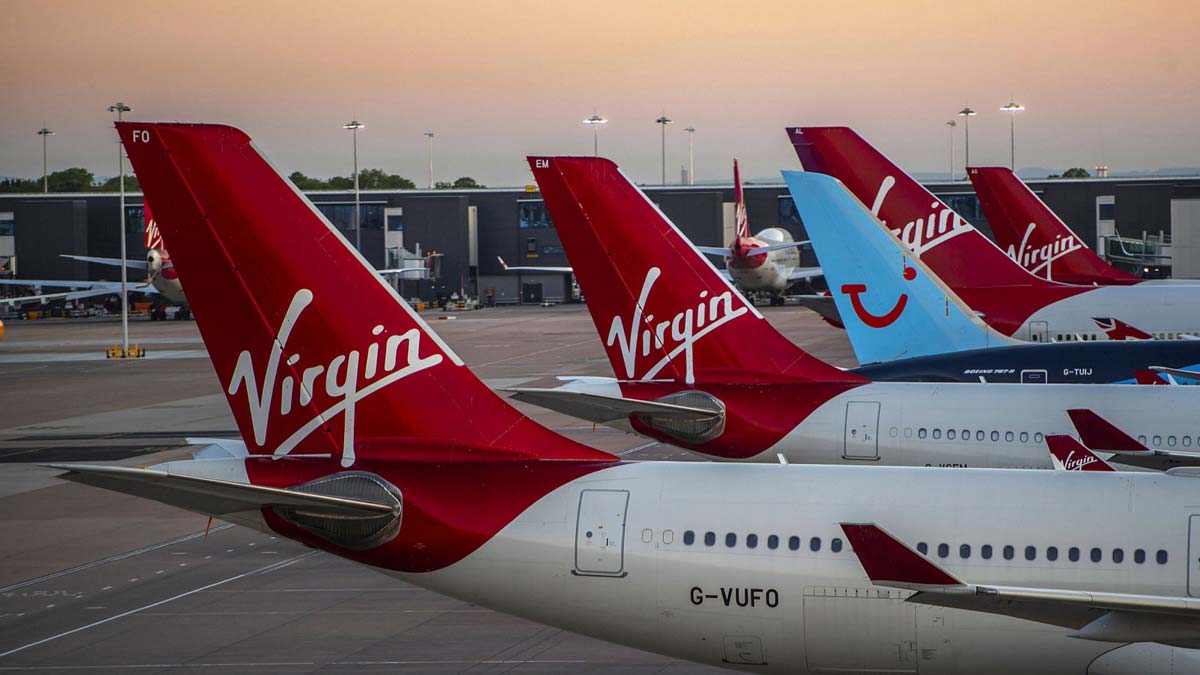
[781, 171, 1016, 364]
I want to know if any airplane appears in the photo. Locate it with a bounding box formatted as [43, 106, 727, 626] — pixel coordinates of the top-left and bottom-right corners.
[781, 167, 1200, 380]
[0, 203, 186, 315]
[513, 156, 1200, 470]
[967, 166, 1143, 285]
[51, 121, 1200, 675]
[498, 160, 820, 304]
[788, 127, 1200, 342]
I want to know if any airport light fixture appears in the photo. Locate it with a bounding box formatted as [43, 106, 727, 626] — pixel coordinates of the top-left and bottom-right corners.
[1001, 100, 1025, 171]
[424, 132, 435, 189]
[684, 126, 695, 185]
[957, 107, 976, 172]
[36, 127, 54, 193]
[107, 101, 132, 354]
[582, 113, 607, 157]
[343, 119, 365, 251]
[656, 115, 673, 184]
[945, 120, 956, 180]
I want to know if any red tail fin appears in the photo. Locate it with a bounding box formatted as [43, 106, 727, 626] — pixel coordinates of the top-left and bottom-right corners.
[528, 156, 861, 385]
[1046, 435, 1114, 471]
[1067, 409, 1149, 453]
[787, 127, 1090, 335]
[143, 202, 165, 252]
[1133, 369, 1169, 385]
[119, 123, 610, 466]
[967, 167, 1139, 285]
[733, 159, 749, 238]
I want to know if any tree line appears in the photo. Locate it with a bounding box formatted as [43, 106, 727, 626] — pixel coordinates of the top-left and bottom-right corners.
[0, 167, 485, 194]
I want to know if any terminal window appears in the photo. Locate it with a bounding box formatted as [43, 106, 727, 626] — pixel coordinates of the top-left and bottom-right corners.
[941, 195, 982, 222]
[778, 196, 802, 226]
[0, 213, 13, 237]
[126, 205, 145, 234]
[315, 203, 385, 231]
[519, 201, 553, 229]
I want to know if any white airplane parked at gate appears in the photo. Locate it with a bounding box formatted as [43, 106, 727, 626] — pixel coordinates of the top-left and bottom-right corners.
[41, 121, 1200, 675]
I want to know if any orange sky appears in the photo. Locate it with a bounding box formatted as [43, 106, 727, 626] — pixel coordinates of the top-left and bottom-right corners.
[3, 0, 1199, 186]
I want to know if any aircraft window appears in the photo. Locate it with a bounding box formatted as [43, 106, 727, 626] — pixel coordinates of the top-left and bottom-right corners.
[1025, 546, 1037, 561]
[889, 427, 898, 438]
[725, 533, 737, 547]
[1168, 436, 1177, 447]
[933, 429, 942, 440]
[1157, 550, 1169, 564]
[905, 427, 913, 438]
[976, 430, 985, 441]
[1090, 547, 1102, 562]
[1113, 549, 1124, 563]
[1005, 431, 1015, 442]
[917, 542, 929, 555]
[810, 537, 822, 552]
[937, 543, 949, 558]
[1185, 437, 1193, 447]
[642, 528, 653, 543]
[981, 544, 993, 559]
[663, 530, 674, 544]
[831, 538, 843, 553]
[1047, 546, 1059, 561]
[767, 535, 779, 550]
[746, 534, 758, 549]
[991, 431, 1000, 442]
[1069, 547, 1080, 562]
[961, 429, 970, 440]
[704, 532, 716, 546]
[947, 429, 956, 440]
[1138, 435, 1148, 445]
[959, 544, 971, 559]
[1019, 432, 1029, 443]
[1153, 435, 1162, 446]
[1003, 545, 1015, 560]
[683, 530, 695, 545]
[788, 536, 800, 551]
[918, 428, 928, 439]
[1034, 432, 1044, 443]
[1135, 549, 1146, 564]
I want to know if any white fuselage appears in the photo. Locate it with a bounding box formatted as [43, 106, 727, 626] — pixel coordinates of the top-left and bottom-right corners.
[1017, 283, 1200, 341]
[389, 463, 1200, 673]
[727, 229, 800, 295]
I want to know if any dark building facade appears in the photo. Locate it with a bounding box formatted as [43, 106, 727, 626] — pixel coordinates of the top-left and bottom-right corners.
[3, 173, 1200, 304]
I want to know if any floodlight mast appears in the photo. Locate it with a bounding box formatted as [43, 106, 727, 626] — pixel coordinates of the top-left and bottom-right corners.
[424, 132, 435, 189]
[343, 119, 366, 251]
[1001, 101, 1025, 170]
[957, 107, 977, 171]
[684, 126, 695, 184]
[583, 113, 607, 157]
[107, 102, 131, 354]
[945, 120, 956, 180]
[655, 115, 673, 184]
[37, 127, 54, 193]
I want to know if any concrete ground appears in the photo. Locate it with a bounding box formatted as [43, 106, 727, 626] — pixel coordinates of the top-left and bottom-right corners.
[0, 305, 855, 673]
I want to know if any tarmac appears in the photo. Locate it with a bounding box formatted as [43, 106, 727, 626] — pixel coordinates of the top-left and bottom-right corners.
[0, 304, 855, 673]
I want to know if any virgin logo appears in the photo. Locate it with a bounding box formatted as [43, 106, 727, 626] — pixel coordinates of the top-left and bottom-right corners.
[1005, 222, 1083, 277]
[606, 267, 747, 384]
[1060, 450, 1098, 471]
[227, 289, 444, 467]
[870, 176, 972, 255]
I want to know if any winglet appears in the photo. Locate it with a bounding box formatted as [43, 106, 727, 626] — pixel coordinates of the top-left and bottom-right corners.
[1067, 409, 1150, 453]
[1046, 434, 1115, 471]
[840, 523, 966, 591]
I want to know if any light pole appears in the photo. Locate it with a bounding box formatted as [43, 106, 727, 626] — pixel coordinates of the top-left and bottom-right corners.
[424, 132, 434, 189]
[37, 127, 54, 193]
[684, 126, 695, 184]
[107, 102, 131, 354]
[945, 120, 956, 180]
[1001, 100, 1025, 171]
[655, 114, 673, 184]
[957, 107, 976, 171]
[582, 113, 607, 157]
[343, 119, 365, 251]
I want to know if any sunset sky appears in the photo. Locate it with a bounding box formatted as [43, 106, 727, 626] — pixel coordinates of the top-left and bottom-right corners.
[3, 0, 1198, 186]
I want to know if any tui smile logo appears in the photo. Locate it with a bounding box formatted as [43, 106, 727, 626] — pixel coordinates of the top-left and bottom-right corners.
[840, 267, 916, 329]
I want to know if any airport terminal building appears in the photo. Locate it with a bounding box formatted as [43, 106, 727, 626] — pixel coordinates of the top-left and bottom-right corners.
[2, 173, 1200, 305]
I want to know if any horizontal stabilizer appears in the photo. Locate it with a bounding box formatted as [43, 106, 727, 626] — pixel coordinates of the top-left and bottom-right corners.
[62, 254, 150, 270]
[695, 246, 733, 257]
[47, 463, 397, 518]
[506, 387, 721, 424]
[786, 267, 825, 282]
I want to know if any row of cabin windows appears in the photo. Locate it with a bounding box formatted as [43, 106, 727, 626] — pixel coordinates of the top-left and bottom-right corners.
[681, 530, 844, 553]
[890, 427, 1045, 444]
[1053, 333, 1183, 341]
[916, 541, 1168, 565]
[1137, 434, 1197, 448]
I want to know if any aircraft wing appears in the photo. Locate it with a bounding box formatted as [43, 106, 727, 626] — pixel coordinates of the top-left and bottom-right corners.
[842, 523, 1200, 643]
[47, 463, 397, 518]
[0, 283, 158, 306]
[62, 254, 150, 270]
[496, 256, 573, 273]
[377, 268, 430, 278]
[505, 387, 721, 424]
[786, 267, 824, 282]
[696, 246, 733, 257]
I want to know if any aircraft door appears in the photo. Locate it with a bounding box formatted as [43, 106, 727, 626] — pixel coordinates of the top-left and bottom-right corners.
[1189, 515, 1200, 596]
[844, 401, 881, 460]
[1029, 321, 1049, 343]
[575, 489, 629, 577]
